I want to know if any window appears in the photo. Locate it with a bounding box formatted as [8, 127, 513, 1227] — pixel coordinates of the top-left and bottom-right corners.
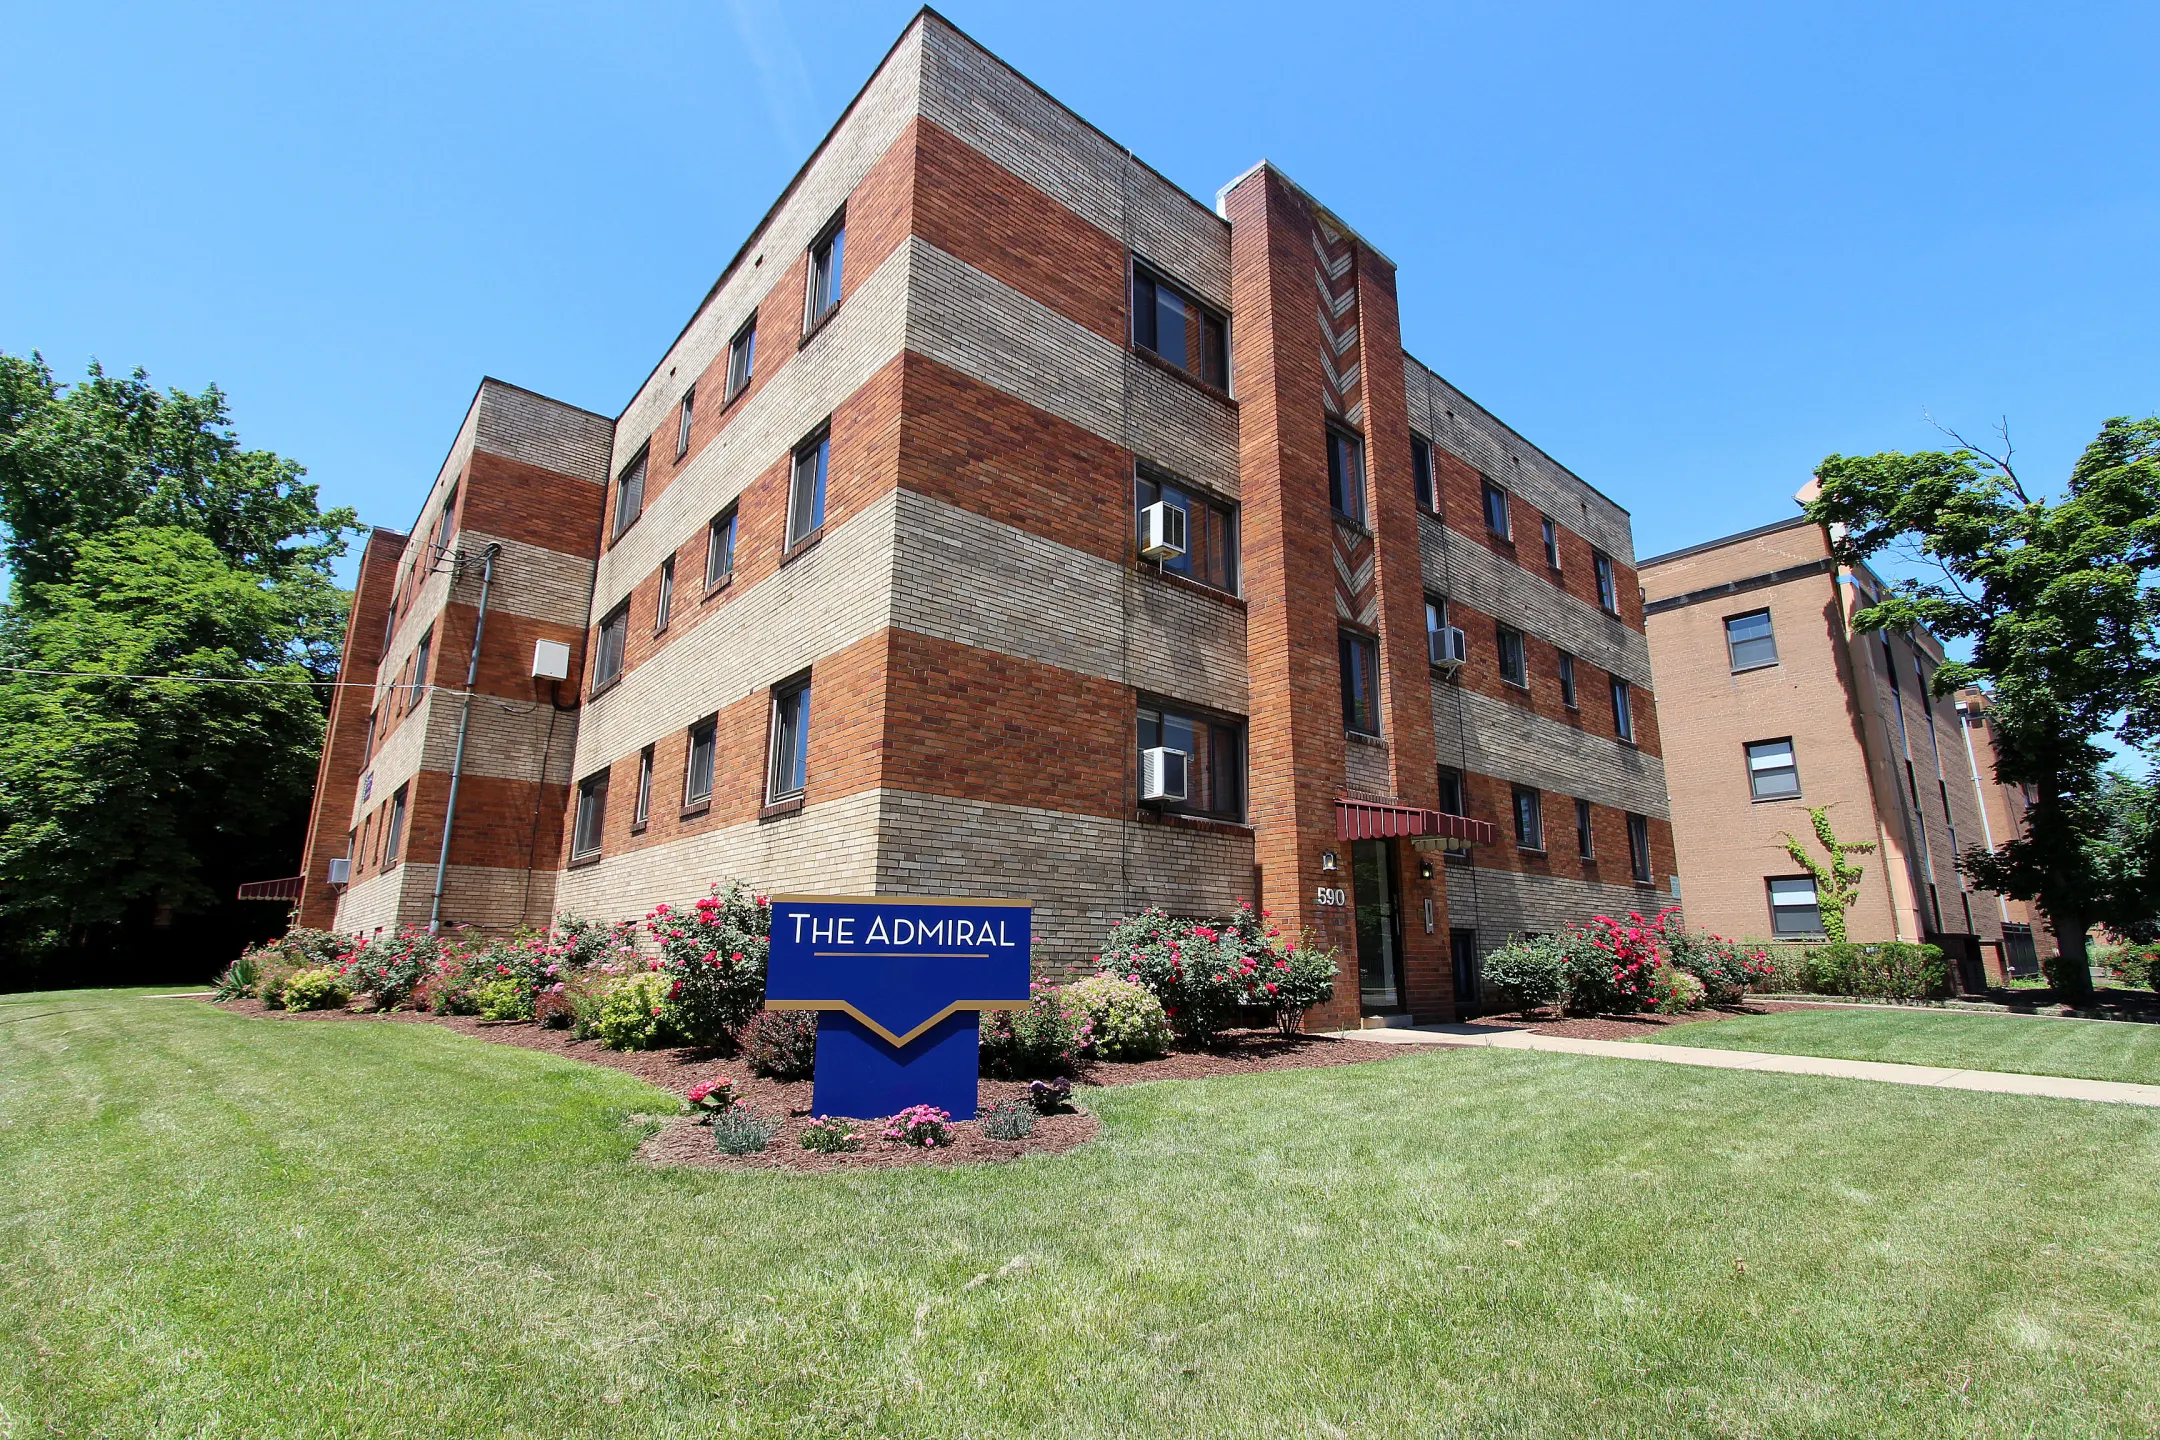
[406, 628, 432, 711]
[612, 446, 648, 540]
[1137, 703, 1246, 821]
[1496, 624, 1528, 689]
[725, 316, 757, 400]
[655, 557, 675, 632]
[1628, 814, 1653, 883]
[385, 784, 409, 862]
[1481, 478, 1510, 538]
[1746, 738, 1800, 799]
[684, 716, 717, 806]
[361, 709, 377, 760]
[1437, 767, 1467, 817]
[1512, 786, 1544, 851]
[1411, 434, 1436, 512]
[633, 745, 654, 828]
[807, 214, 846, 327]
[768, 677, 812, 801]
[573, 770, 609, 858]
[1576, 799, 1594, 859]
[706, 507, 737, 590]
[1338, 630, 1381, 736]
[1725, 609, 1777, 670]
[787, 428, 829, 548]
[1541, 515, 1561, 568]
[440, 480, 459, 546]
[1135, 466, 1238, 592]
[1593, 551, 1619, 614]
[674, 386, 695, 460]
[1768, 876, 1822, 935]
[1326, 425, 1367, 524]
[1611, 678, 1634, 742]
[1130, 262, 1228, 389]
[1425, 596, 1449, 664]
[593, 601, 629, 691]
[1557, 651, 1578, 709]
[382, 597, 397, 651]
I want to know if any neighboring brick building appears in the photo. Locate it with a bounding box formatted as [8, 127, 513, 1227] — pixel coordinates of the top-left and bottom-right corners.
[297, 9, 1676, 1028]
[1640, 510, 2040, 986]
[1952, 687, 2058, 975]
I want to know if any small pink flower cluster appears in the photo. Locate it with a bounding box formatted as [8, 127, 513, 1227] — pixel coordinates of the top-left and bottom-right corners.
[883, 1104, 951, 1148]
[685, 1076, 737, 1118]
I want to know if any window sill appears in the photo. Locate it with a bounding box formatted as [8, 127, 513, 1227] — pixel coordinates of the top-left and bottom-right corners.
[607, 510, 642, 548]
[1331, 511, 1373, 538]
[629, 822, 648, 836]
[568, 850, 604, 870]
[759, 795, 805, 821]
[1138, 564, 1246, 611]
[651, 621, 671, 639]
[1750, 793, 1803, 804]
[1731, 660, 1780, 675]
[1517, 846, 1548, 857]
[1133, 809, 1253, 839]
[1128, 344, 1236, 407]
[799, 301, 843, 349]
[1501, 677, 1530, 693]
[703, 573, 735, 603]
[1344, 729, 1387, 748]
[719, 382, 750, 417]
[780, 527, 824, 566]
[680, 800, 712, 821]
[589, 674, 623, 702]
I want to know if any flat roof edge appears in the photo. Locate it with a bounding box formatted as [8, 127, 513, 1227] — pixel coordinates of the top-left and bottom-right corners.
[1638, 512, 1813, 568]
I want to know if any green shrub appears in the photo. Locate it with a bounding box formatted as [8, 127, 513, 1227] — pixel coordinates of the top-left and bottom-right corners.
[1064, 975, 1171, 1061]
[2102, 942, 2160, 992]
[281, 967, 352, 1011]
[274, 928, 350, 969]
[712, 1109, 779, 1155]
[1482, 935, 1569, 1012]
[470, 976, 535, 1021]
[647, 882, 771, 1047]
[597, 971, 673, 1050]
[798, 1116, 862, 1153]
[1099, 900, 1297, 1046]
[980, 1101, 1036, 1140]
[1647, 965, 1707, 1014]
[343, 928, 446, 1009]
[980, 986, 1086, 1078]
[743, 1010, 818, 1078]
[1664, 933, 1773, 1005]
[213, 951, 261, 1001]
[1802, 942, 1949, 1001]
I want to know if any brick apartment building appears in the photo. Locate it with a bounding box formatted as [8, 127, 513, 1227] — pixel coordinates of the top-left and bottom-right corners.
[1640, 509, 2049, 986]
[295, 8, 1677, 1028]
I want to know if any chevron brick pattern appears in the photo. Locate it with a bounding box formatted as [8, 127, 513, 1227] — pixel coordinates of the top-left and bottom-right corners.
[1313, 218, 1361, 425]
[1333, 518, 1378, 626]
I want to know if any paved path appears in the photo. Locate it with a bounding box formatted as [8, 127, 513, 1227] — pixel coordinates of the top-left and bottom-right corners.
[1325, 1024, 2160, 1108]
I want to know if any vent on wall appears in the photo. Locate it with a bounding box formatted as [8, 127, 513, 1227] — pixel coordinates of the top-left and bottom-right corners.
[531, 640, 572, 680]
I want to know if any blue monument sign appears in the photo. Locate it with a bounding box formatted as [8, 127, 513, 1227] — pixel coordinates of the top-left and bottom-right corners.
[764, 895, 1032, 1120]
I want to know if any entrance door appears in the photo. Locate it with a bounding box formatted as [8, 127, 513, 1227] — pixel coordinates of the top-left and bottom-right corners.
[1353, 838, 1402, 1012]
[1451, 929, 1481, 1012]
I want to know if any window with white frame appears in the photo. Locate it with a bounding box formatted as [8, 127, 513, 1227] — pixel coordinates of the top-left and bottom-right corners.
[1725, 609, 1778, 670]
[787, 428, 829, 548]
[1611, 677, 1634, 742]
[1512, 786, 1544, 851]
[675, 385, 695, 460]
[1768, 876, 1822, 934]
[725, 316, 757, 400]
[806, 214, 846, 327]
[572, 770, 609, 857]
[1593, 551, 1619, 613]
[1496, 623, 1528, 688]
[655, 556, 675, 632]
[767, 676, 811, 801]
[706, 507, 737, 589]
[684, 716, 717, 806]
[592, 602, 629, 691]
[612, 446, 648, 540]
[633, 745, 654, 828]
[1746, 738, 1800, 799]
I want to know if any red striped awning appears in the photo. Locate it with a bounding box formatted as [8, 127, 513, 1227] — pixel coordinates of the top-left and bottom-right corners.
[1335, 799, 1497, 849]
[236, 876, 305, 902]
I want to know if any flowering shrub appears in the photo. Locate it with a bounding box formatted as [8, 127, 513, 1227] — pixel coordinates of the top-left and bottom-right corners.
[685, 1076, 737, 1121]
[883, 1105, 951, 1148]
[338, 927, 448, 1010]
[1565, 911, 1678, 1014]
[743, 1010, 818, 1079]
[798, 1116, 862, 1153]
[1028, 1077, 1073, 1114]
[980, 1101, 1036, 1140]
[471, 976, 535, 1021]
[646, 882, 771, 1048]
[412, 962, 481, 1016]
[1665, 932, 1773, 1006]
[980, 985, 1089, 1078]
[1647, 964, 1708, 1014]
[2104, 942, 2160, 992]
[1063, 976, 1171, 1061]
[1099, 901, 1313, 1045]
[597, 971, 673, 1050]
[281, 967, 352, 1011]
[548, 914, 641, 970]
[712, 1109, 779, 1155]
[534, 985, 575, 1029]
[1264, 939, 1340, 1034]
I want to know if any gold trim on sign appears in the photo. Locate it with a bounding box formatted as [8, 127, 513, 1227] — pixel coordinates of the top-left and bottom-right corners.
[764, 998, 1032, 1047]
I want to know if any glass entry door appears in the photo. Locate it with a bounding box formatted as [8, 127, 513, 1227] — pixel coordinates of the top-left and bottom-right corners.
[1353, 838, 1402, 1012]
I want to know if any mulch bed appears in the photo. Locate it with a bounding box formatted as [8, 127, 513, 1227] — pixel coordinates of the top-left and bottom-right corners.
[210, 999, 1407, 1172]
[1474, 998, 1832, 1042]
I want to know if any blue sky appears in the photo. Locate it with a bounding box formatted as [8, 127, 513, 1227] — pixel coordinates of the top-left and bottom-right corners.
[3, 1, 2155, 580]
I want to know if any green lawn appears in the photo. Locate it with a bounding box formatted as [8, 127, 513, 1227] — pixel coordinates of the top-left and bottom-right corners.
[8, 993, 2160, 1438]
[1649, 1005, 2160, 1086]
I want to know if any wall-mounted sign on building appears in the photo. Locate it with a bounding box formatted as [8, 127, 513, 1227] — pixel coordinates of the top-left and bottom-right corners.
[764, 895, 1032, 1119]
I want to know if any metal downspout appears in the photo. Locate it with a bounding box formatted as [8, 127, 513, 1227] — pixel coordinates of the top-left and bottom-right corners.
[429, 541, 502, 934]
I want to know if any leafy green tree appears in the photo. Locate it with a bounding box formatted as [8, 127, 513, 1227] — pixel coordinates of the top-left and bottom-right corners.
[0, 353, 354, 981]
[1779, 807, 1876, 945]
[1805, 416, 2160, 1004]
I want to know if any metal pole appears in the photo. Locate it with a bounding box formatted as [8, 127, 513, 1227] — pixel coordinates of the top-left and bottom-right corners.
[429, 542, 501, 934]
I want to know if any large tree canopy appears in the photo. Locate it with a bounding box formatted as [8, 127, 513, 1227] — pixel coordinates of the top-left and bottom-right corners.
[0, 353, 355, 982]
[1805, 416, 2160, 1003]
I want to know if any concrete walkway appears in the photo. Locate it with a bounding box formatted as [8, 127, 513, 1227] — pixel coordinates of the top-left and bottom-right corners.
[1324, 1024, 2160, 1108]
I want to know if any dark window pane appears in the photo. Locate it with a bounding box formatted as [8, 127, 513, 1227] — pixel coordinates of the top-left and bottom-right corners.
[1576, 799, 1594, 859]
[656, 558, 674, 630]
[1628, 814, 1652, 882]
[1482, 481, 1509, 536]
[727, 319, 757, 399]
[769, 682, 811, 799]
[613, 450, 646, 539]
[686, 720, 716, 804]
[1558, 652, 1577, 708]
[1328, 427, 1366, 523]
[1595, 553, 1619, 612]
[706, 510, 736, 589]
[573, 773, 608, 857]
[788, 433, 829, 546]
[1339, 631, 1379, 735]
[1411, 436, 1435, 511]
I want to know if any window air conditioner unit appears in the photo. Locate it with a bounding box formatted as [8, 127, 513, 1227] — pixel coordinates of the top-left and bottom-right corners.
[1140, 746, 1188, 803]
[531, 639, 572, 680]
[327, 858, 351, 886]
[1429, 625, 1468, 672]
[1139, 501, 1187, 561]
